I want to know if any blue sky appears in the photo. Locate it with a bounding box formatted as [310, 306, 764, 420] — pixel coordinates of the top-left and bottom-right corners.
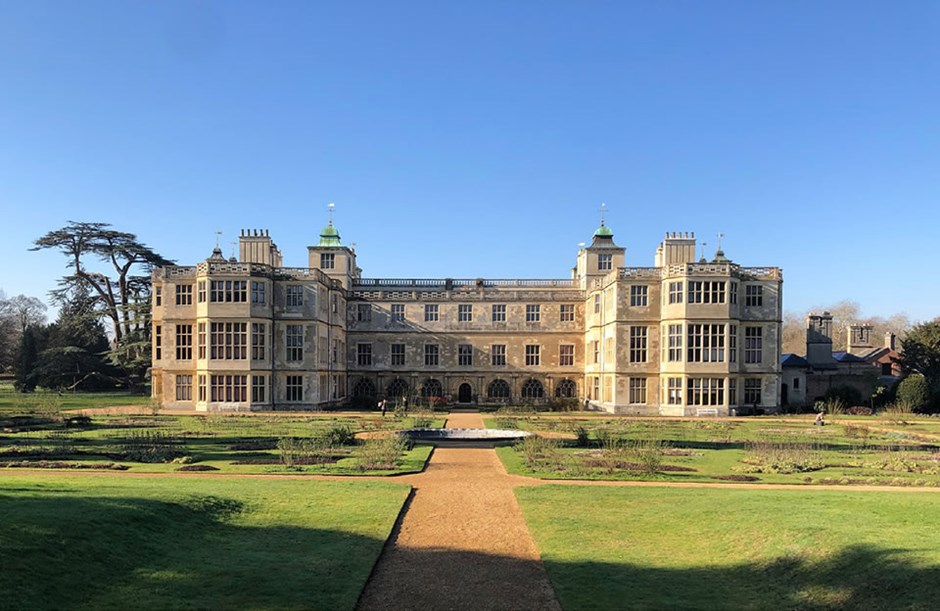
[1, 1, 938, 321]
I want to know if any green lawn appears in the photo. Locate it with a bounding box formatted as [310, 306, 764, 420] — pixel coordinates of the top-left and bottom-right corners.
[0, 474, 410, 610]
[517, 485, 940, 610]
[492, 415, 940, 487]
[0, 384, 150, 414]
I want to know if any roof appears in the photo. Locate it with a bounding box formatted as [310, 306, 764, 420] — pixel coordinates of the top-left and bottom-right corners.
[593, 224, 613, 238]
[780, 353, 809, 368]
[833, 351, 866, 363]
[318, 223, 342, 246]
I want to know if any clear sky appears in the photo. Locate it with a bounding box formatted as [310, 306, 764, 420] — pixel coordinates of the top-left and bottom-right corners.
[1, 1, 937, 322]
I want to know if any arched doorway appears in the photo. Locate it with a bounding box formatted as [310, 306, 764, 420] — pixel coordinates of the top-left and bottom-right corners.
[458, 383, 472, 404]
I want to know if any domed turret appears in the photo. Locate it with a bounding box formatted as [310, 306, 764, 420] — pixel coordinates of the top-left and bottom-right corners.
[319, 222, 341, 246]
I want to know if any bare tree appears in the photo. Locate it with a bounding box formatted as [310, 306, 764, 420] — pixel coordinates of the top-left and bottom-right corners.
[781, 300, 911, 355]
[0, 293, 48, 373]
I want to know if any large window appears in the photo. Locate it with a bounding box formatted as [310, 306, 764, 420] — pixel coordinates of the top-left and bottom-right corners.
[175, 324, 192, 360]
[667, 324, 683, 362]
[458, 344, 473, 366]
[210, 374, 248, 402]
[491, 344, 506, 366]
[391, 343, 405, 366]
[525, 344, 540, 366]
[630, 285, 648, 307]
[210, 322, 247, 360]
[526, 304, 540, 323]
[285, 375, 303, 402]
[251, 323, 265, 360]
[210, 280, 247, 303]
[320, 253, 335, 269]
[458, 304, 473, 322]
[175, 375, 192, 401]
[687, 378, 724, 406]
[356, 303, 372, 322]
[556, 378, 576, 398]
[357, 343, 372, 366]
[424, 344, 439, 366]
[424, 304, 439, 322]
[745, 327, 763, 363]
[175, 284, 193, 306]
[687, 324, 725, 363]
[492, 304, 506, 322]
[744, 379, 762, 405]
[598, 253, 613, 270]
[629, 378, 647, 404]
[630, 326, 648, 363]
[251, 281, 266, 304]
[745, 285, 763, 307]
[286, 324, 304, 362]
[559, 344, 574, 366]
[391, 303, 405, 322]
[560, 304, 575, 322]
[687, 281, 726, 304]
[668, 281, 683, 304]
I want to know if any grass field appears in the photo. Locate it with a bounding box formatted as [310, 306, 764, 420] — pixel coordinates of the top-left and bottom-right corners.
[0, 474, 410, 610]
[516, 485, 940, 610]
[491, 414, 940, 487]
[0, 383, 150, 414]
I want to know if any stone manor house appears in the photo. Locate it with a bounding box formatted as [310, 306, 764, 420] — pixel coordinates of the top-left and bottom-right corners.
[151, 217, 783, 415]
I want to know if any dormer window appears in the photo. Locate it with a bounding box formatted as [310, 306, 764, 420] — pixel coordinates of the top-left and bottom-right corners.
[598, 253, 613, 271]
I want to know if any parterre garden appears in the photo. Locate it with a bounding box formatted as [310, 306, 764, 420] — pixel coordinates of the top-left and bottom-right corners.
[489, 411, 940, 487]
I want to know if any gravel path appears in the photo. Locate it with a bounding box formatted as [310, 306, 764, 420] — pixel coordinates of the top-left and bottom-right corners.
[356, 412, 561, 611]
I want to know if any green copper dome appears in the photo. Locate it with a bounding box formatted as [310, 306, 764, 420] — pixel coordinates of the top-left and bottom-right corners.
[593, 224, 613, 238]
[318, 222, 341, 246]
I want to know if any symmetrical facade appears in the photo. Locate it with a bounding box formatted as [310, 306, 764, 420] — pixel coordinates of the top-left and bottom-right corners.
[151, 218, 783, 415]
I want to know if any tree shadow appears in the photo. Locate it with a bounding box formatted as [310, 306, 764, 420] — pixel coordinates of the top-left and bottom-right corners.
[0, 493, 387, 611]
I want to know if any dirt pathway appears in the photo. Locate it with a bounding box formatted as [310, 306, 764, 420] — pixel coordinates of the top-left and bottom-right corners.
[356, 411, 561, 611]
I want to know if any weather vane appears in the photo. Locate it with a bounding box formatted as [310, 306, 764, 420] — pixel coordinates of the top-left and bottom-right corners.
[215, 230, 222, 248]
[716, 232, 724, 251]
[599, 202, 607, 225]
[328, 202, 335, 225]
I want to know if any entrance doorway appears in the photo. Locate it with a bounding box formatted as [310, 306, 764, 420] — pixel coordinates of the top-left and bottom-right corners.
[458, 383, 473, 404]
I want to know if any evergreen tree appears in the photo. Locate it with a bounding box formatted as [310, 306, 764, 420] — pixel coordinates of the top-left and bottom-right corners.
[14, 326, 44, 392]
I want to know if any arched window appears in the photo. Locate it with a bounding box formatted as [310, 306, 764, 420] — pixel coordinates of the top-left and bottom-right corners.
[352, 378, 376, 398]
[555, 378, 577, 398]
[487, 379, 511, 400]
[386, 378, 409, 400]
[421, 378, 443, 398]
[521, 378, 544, 399]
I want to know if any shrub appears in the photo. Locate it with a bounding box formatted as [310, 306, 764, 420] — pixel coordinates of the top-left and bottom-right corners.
[574, 425, 590, 447]
[897, 374, 930, 412]
[517, 435, 564, 471]
[826, 385, 863, 408]
[408, 413, 434, 429]
[322, 424, 355, 447]
[356, 434, 407, 471]
[118, 431, 182, 463]
[739, 439, 824, 474]
[277, 437, 328, 467]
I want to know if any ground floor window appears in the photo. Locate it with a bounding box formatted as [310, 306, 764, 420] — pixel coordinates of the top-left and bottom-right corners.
[421, 378, 443, 398]
[687, 378, 724, 406]
[198, 374, 206, 402]
[521, 378, 544, 399]
[665, 377, 682, 405]
[387, 377, 409, 400]
[353, 377, 376, 398]
[629, 378, 647, 404]
[175, 375, 192, 401]
[555, 378, 576, 398]
[252, 375, 266, 403]
[744, 379, 762, 406]
[488, 379, 511, 399]
[210, 374, 247, 403]
[285, 375, 303, 402]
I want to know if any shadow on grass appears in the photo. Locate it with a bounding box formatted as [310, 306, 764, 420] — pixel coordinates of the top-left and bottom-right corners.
[542, 543, 940, 610]
[0, 493, 385, 611]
